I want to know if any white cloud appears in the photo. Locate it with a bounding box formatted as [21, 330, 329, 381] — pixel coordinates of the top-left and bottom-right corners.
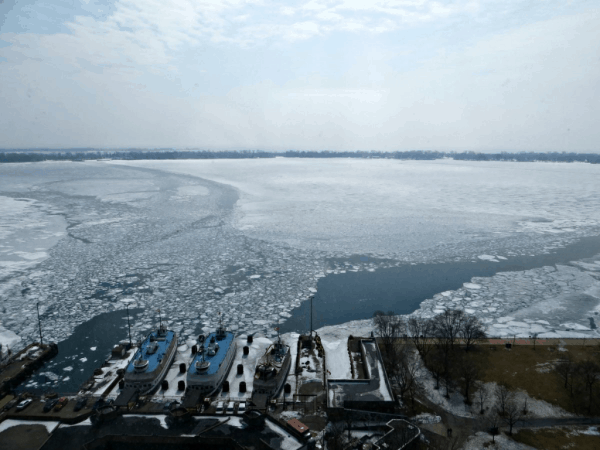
[0, 1, 598, 150]
[1, 0, 480, 70]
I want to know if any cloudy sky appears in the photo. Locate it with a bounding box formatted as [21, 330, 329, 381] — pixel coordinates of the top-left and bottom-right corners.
[0, 0, 599, 151]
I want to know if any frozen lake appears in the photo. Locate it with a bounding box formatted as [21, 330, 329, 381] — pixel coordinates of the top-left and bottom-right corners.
[1, 159, 600, 390]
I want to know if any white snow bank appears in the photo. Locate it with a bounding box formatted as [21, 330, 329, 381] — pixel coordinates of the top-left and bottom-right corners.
[461, 431, 536, 450]
[0, 419, 59, 434]
[0, 326, 21, 351]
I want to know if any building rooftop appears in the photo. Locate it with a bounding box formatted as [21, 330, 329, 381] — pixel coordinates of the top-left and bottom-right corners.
[327, 337, 394, 409]
[287, 418, 310, 435]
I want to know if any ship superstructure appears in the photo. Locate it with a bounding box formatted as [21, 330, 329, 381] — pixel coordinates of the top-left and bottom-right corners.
[123, 323, 177, 395]
[186, 315, 236, 396]
[252, 332, 291, 399]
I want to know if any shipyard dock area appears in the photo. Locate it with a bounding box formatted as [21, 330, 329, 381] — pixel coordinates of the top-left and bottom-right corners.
[0, 332, 418, 450]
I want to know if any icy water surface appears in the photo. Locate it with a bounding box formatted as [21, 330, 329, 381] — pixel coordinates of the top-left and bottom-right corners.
[1, 160, 600, 392]
[280, 235, 600, 333]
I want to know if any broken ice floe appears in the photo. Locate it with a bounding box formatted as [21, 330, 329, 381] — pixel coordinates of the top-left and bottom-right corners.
[413, 259, 600, 338]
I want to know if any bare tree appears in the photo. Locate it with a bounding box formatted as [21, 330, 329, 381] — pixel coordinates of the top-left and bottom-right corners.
[427, 347, 446, 390]
[326, 421, 346, 450]
[501, 396, 526, 435]
[474, 381, 489, 414]
[388, 345, 421, 410]
[407, 316, 433, 359]
[531, 332, 539, 351]
[431, 309, 466, 352]
[442, 367, 454, 399]
[575, 360, 600, 414]
[373, 310, 404, 356]
[459, 314, 487, 351]
[494, 383, 512, 416]
[455, 352, 481, 405]
[555, 356, 574, 392]
[406, 371, 425, 413]
[343, 410, 354, 440]
[484, 408, 501, 443]
[430, 309, 465, 399]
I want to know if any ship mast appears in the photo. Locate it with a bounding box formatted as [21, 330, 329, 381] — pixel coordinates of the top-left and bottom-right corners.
[36, 302, 44, 347]
[126, 304, 132, 347]
[309, 294, 314, 337]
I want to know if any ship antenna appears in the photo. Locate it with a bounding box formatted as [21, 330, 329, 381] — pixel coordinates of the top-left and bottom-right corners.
[157, 308, 162, 329]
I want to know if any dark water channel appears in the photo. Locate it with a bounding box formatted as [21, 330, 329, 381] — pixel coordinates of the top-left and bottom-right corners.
[18, 308, 142, 394]
[279, 235, 600, 333]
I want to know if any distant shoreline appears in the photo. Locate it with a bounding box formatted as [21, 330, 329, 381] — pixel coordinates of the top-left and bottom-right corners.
[1, 150, 600, 164]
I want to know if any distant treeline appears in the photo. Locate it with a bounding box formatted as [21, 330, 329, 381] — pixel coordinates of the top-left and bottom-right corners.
[1, 149, 600, 164]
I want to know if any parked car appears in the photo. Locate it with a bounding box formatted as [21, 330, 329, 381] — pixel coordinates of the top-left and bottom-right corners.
[73, 397, 88, 412]
[215, 401, 224, 414]
[53, 397, 68, 412]
[237, 402, 246, 414]
[43, 399, 58, 413]
[92, 398, 106, 411]
[2, 397, 18, 412]
[15, 398, 33, 412]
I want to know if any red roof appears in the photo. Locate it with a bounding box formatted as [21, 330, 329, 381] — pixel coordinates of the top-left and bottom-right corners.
[287, 418, 310, 434]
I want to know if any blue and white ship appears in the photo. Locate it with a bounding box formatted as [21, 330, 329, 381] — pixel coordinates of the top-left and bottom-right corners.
[186, 316, 236, 396]
[123, 323, 177, 395]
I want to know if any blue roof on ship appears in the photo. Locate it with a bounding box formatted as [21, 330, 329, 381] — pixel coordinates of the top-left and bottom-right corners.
[190, 331, 235, 376]
[126, 329, 176, 374]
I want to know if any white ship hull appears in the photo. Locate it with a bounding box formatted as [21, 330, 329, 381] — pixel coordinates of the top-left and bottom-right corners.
[124, 344, 177, 395]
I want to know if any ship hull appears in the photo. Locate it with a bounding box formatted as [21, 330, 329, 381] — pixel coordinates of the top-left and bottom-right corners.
[252, 350, 291, 399]
[123, 329, 178, 395]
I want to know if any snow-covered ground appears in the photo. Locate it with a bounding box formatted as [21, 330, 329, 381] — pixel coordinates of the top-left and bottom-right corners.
[92, 350, 137, 398]
[0, 419, 60, 434]
[317, 320, 374, 379]
[412, 356, 575, 419]
[217, 335, 274, 401]
[461, 431, 536, 450]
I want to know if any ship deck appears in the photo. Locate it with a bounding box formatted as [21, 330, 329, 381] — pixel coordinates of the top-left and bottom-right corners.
[189, 332, 235, 378]
[256, 345, 290, 371]
[126, 330, 176, 375]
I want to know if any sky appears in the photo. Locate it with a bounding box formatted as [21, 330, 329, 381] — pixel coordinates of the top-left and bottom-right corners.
[0, 0, 599, 152]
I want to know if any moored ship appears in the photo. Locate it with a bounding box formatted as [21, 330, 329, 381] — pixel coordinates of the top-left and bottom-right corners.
[252, 331, 291, 400]
[186, 315, 236, 396]
[123, 323, 177, 395]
